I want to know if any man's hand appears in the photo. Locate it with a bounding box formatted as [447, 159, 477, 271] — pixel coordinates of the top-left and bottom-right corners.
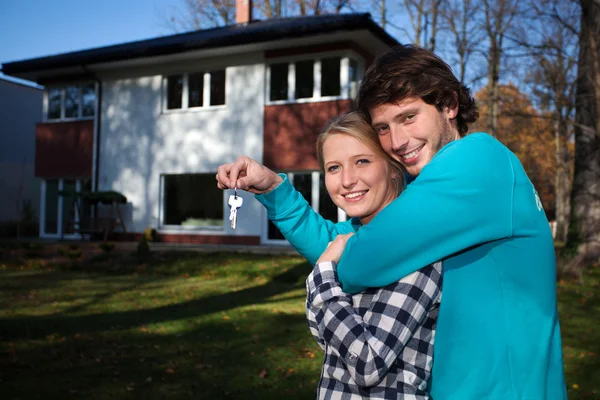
[317, 233, 355, 264]
[216, 156, 283, 195]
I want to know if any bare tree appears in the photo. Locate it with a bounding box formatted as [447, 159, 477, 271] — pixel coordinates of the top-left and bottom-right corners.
[255, 0, 285, 18]
[570, 0, 600, 263]
[481, 0, 521, 137]
[520, 0, 579, 243]
[440, 0, 484, 83]
[288, 0, 352, 15]
[399, 0, 444, 51]
[163, 0, 355, 30]
[164, 0, 237, 31]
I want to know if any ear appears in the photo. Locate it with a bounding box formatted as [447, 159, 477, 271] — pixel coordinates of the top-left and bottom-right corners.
[447, 92, 459, 119]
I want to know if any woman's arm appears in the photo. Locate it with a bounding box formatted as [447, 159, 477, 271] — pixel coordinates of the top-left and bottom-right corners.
[305, 261, 442, 387]
[217, 157, 359, 265]
[255, 175, 359, 265]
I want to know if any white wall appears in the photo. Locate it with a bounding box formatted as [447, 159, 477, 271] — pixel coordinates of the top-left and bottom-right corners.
[0, 78, 42, 222]
[97, 55, 266, 237]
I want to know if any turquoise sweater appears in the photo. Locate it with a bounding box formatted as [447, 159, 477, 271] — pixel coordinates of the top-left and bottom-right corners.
[256, 133, 566, 399]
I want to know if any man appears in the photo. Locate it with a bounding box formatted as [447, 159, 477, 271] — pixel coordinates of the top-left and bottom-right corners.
[217, 45, 566, 399]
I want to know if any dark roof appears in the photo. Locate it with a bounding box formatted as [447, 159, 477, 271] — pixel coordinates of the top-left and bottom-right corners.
[2, 13, 398, 76]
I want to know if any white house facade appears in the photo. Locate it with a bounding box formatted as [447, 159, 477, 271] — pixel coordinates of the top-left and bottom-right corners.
[1, 11, 398, 245]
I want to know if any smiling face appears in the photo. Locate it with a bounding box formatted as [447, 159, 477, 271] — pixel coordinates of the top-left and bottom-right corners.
[322, 133, 398, 225]
[370, 97, 460, 177]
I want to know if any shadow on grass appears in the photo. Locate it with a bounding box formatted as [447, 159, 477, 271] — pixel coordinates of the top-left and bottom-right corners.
[0, 253, 321, 399]
[0, 310, 321, 400]
[0, 259, 312, 341]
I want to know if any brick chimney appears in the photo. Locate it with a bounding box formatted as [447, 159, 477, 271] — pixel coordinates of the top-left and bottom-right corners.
[236, 0, 253, 24]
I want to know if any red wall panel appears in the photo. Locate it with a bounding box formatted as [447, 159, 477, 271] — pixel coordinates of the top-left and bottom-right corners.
[35, 120, 94, 178]
[263, 100, 352, 170]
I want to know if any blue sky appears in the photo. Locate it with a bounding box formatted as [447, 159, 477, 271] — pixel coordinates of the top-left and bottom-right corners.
[0, 0, 179, 75]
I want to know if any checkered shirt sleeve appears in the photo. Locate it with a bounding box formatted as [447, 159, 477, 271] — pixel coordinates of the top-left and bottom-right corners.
[306, 261, 442, 388]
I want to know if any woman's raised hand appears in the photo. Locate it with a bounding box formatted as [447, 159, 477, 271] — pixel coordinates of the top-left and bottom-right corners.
[216, 156, 283, 195]
[316, 233, 355, 265]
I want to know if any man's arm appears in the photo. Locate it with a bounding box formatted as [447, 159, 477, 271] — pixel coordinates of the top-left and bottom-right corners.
[306, 261, 442, 387]
[258, 134, 514, 293]
[337, 135, 514, 292]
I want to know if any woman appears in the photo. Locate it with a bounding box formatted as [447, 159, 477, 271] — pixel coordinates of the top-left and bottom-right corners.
[304, 112, 441, 399]
[216, 112, 442, 399]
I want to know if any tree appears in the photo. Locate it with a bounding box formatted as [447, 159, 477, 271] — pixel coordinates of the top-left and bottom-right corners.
[521, 0, 579, 243]
[163, 0, 354, 31]
[399, 0, 444, 51]
[473, 84, 557, 217]
[164, 0, 236, 31]
[439, 0, 484, 83]
[481, 0, 522, 138]
[570, 0, 600, 262]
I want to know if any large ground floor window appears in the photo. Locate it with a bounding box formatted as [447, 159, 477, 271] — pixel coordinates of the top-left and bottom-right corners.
[40, 179, 91, 238]
[266, 171, 346, 242]
[160, 173, 224, 230]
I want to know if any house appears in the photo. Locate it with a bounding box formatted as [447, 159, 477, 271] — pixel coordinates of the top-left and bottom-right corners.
[0, 76, 43, 236]
[0, 6, 399, 246]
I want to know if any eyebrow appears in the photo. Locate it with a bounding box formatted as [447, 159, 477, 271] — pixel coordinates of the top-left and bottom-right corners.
[324, 153, 374, 166]
[371, 107, 420, 126]
[394, 107, 420, 120]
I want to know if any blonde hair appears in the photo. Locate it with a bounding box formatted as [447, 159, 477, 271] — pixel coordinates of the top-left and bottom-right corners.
[316, 111, 405, 195]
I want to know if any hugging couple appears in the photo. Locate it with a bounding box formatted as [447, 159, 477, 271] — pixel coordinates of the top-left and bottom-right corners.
[216, 44, 567, 400]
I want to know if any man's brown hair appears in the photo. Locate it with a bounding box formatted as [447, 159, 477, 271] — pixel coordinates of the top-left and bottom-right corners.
[356, 45, 479, 136]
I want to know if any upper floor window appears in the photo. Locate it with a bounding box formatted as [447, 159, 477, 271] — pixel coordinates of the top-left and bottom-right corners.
[266, 54, 362, 104]
[46, 83, 96, 121]
[164, 70, 226, 111]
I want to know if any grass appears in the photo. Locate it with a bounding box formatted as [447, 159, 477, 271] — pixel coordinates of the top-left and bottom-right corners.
[0, 243, 598, 399]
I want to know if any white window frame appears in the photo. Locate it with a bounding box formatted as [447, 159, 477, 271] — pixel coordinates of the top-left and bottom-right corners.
[39, 179, 87, 239]
[261, 171, 347, 245]
[158, 173, 225, 233]
[162, 70, 227, 113]
[43, 83, 96, 122]
[265, 51, 364, 106]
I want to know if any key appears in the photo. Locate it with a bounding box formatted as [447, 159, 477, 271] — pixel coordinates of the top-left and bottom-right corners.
[228, 190, 243, 229]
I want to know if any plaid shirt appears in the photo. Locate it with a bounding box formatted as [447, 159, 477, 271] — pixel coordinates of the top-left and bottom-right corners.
[306, 261, 442, 400]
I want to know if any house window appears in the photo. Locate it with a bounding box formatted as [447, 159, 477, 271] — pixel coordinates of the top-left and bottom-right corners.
[349, 58, 359, 99]
[162, 174, 224, 229]
[210, 70, 226, 106]
[82, 84, 96, 117]
[45, 83, 96, 121]
[266, 54, 361, 104]
[164, 70, 226, 111]
[48, 89, 62, 120]
[270, 62, 288, 101]
[188, 72, 204, 108]
[321, 57, 341, 97]
[295, 60, 314, 99]
[267, 171, 345, 241]
[166, 75, 183, 109]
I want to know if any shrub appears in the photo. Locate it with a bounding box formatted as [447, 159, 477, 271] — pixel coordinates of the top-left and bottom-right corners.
[99, 242, 115, 253]
[136, 235, 150, 263]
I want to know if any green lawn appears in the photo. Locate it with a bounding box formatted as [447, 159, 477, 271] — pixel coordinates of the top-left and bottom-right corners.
[0, 243, 598, 399]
